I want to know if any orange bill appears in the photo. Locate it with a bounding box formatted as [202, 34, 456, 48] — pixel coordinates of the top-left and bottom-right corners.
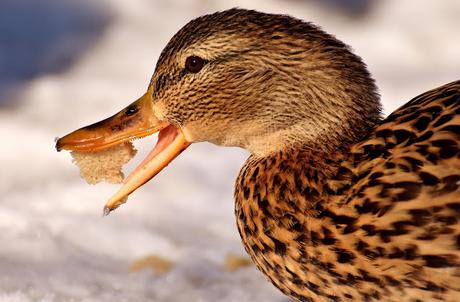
[55, 89, 191, 214]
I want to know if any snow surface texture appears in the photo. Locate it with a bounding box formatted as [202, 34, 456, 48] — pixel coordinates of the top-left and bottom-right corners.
[1, 0, 460, 301]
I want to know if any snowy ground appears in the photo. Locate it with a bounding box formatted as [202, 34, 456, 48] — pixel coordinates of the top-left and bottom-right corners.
[1, 0, 459, 301]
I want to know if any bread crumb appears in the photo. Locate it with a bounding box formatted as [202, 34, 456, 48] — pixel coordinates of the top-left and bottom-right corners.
[129, 254, 175, 275]
[71, 142, 137, 184]
[224, 253, 252, 272]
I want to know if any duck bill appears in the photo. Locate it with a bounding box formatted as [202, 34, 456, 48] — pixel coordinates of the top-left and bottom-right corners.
[56, 89, 168, 153]
[55, 89, 191, 214]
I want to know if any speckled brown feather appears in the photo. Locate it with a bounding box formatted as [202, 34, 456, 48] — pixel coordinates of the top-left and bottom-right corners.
[235, 81, 460, 302]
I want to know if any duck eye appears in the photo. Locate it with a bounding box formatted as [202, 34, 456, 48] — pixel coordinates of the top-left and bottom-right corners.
[185, 56, 204, 73]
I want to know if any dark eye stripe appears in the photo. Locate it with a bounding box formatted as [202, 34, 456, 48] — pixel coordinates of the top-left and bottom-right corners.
[152, 50, 250, 96]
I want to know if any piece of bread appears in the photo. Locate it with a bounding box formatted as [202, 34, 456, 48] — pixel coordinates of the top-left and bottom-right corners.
[129, 254, 175, 275]
[224, 253, 252, 272]
[71, 142, 137, 184]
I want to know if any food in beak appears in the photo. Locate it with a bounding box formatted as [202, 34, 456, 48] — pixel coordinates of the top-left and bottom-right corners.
[103, 124, 189, 214]
[71, 142, 137, 184]
[55, 90, 191, 214]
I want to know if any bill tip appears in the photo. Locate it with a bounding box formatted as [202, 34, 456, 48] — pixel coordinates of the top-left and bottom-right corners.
[102, 206, 112, 217]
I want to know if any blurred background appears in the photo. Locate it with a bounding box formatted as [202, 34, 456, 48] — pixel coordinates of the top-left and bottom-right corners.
[0, 0, 459, 301]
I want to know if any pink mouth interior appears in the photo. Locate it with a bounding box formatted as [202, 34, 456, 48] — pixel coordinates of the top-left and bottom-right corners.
[125, 125, 179, 183]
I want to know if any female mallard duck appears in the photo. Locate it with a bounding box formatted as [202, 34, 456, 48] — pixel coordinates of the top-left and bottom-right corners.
[56, 8, 460, 302]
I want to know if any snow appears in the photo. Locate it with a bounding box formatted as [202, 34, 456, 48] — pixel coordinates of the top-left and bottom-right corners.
[1, 0, 459, 301]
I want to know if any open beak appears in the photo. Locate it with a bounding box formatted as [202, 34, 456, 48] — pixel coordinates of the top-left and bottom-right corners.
[55, 88, 191, 214]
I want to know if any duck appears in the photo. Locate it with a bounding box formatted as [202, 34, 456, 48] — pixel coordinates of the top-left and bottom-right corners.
[56, 8, 460, 302]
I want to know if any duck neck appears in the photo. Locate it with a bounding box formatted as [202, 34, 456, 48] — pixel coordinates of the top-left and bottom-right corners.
[235, 146, 348, 220]
[235, 145, 353, 297]
[244, 100, 382, 157]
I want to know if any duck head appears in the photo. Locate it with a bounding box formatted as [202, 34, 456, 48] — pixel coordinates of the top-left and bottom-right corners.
[56, 8, 381, 212]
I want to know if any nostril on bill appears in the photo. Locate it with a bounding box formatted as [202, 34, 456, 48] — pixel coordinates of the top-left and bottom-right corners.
[125, 105, 139, 116]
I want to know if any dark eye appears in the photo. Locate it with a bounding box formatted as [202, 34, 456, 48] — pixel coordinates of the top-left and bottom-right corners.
[185, 56, 204, 73]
